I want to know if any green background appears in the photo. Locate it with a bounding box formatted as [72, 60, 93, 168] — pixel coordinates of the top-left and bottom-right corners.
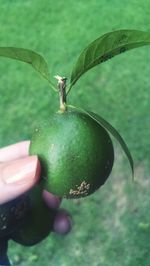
[0, 0, 149, 265]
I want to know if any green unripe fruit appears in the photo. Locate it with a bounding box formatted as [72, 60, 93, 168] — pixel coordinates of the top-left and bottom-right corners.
[0, 195, 30, 238]
[11, 184, 56, 246]
[30, 110, 114, 198]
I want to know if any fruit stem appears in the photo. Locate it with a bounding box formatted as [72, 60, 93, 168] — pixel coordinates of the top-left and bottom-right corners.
[54, 75, 67, 112]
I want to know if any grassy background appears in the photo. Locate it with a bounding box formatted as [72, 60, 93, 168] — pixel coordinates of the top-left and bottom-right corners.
[0, 0, 150, 265]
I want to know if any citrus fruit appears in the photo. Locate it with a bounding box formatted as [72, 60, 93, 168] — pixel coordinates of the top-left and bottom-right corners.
[30, 109, 114, 198]
[11, 184, 56, 246]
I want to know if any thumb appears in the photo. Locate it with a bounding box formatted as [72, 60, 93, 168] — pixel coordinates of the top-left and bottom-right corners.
[0, 156, 40, 204]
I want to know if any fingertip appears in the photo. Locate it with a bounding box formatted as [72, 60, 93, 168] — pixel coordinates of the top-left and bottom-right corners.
[0, 156, 41, 204]
[53, 209, 72, 235]
[42, 190, 61, 209]
[0, 140, 31, 162]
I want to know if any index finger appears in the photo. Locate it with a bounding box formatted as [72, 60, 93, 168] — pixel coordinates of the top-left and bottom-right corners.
[0, 141, 30, 162]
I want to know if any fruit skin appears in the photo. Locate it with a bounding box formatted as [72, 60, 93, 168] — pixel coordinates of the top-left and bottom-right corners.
[0, 195, 30, 238]
[11, 183, 56, 246]
[30, 109, 114, 198]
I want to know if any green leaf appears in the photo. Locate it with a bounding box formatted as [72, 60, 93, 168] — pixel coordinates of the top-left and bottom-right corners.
[88, 112, 134, 178]
[0, 47, 56, 91]
[68, 105, 134, 178]
[70, 29, 150, 90]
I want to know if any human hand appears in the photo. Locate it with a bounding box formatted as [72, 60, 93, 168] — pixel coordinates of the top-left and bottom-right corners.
[0, 141, 72, 234]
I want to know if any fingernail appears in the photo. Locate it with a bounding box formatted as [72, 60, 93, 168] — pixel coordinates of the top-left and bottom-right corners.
[3, 156, 38, 185]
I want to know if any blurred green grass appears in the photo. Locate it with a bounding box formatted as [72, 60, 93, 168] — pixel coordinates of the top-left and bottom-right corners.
[0, 0, 150, 265]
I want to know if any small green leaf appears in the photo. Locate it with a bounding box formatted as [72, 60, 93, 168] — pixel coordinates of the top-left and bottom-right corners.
[0, 47, 56, 91]
[88, 112, 134, 178]
[68, 105, 134, 178]
[70, 29, 150, 90]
